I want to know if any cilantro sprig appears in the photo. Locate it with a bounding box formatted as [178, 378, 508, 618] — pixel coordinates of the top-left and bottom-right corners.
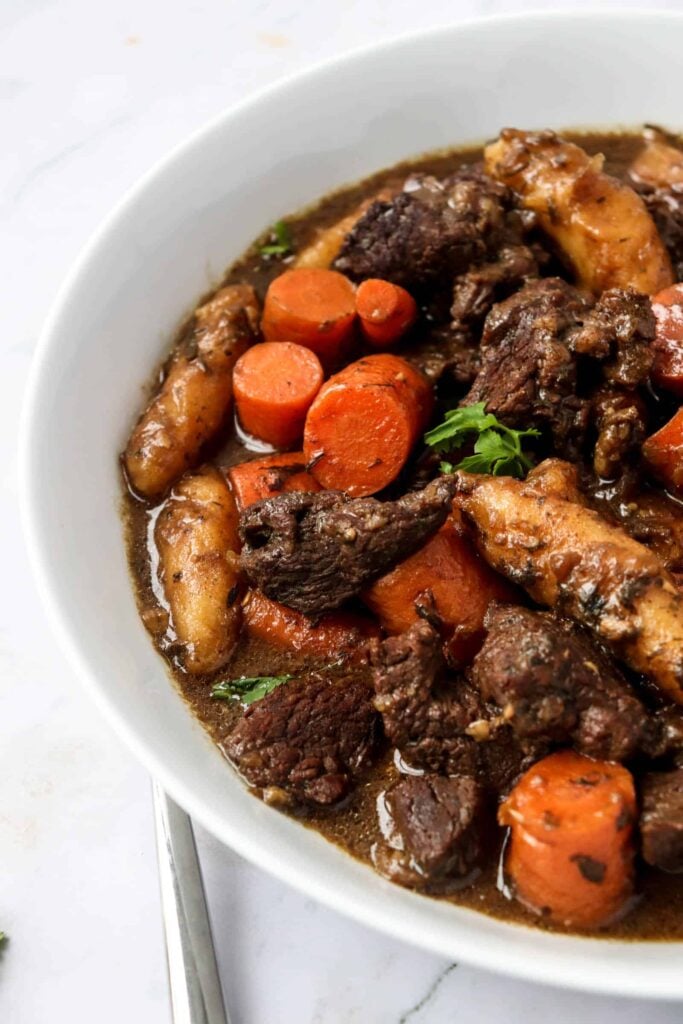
[211, 675, 292, 706]
[425, 402, 540, 479]
[260, 220, 293, 258]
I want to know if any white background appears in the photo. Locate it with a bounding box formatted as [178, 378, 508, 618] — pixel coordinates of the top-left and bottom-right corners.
[3, 1, 683, 1021]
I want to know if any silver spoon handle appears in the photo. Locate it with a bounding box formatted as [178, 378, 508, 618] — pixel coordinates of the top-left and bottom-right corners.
[153, 782, 229, 1024]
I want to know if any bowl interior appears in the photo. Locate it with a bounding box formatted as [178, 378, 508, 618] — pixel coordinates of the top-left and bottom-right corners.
[22, 11, 683, 998]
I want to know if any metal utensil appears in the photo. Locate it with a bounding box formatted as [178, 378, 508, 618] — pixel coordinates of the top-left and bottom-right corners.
[153, 782, 229, 1024]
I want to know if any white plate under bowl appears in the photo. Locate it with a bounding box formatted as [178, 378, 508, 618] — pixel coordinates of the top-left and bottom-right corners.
[20, 10, 683, 999]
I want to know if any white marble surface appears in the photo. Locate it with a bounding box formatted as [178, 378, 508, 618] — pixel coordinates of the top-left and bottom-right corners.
[3, 1, 683, 1021]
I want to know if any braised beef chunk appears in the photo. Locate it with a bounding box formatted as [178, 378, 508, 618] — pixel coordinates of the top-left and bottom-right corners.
[370, 622, 479, 776]
[372, 775, 490, 890]
[640, 186, 683, 280]
[571, 288, 654, 388]
[239, 478, 456, 616]
[587, 484, 683, 574]
[640, 706, 683, 764]
[223, 669, 378, 806]
[463, 280, 655, 460]
[369, 622, 541, 791]
[334, 168, 528, 294]
[470, 605, 645, 761]
[463, 278, 591, 457]
[450, 243, 540, 333]
[591, 387, 647, 481]
[406, 325, 481, 386]
[571, 290, 653, 479]
[640, 770, 683, 873]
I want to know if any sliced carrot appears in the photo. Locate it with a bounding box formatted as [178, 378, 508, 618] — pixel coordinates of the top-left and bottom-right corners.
[261, 268, 357, 365]
[651, 284, 683, 396]
[363, 512, 516, 665]
[303, 354, 433, 497]
[227, 453, 321, 511]
[232, 341, 323, 449]
[499, 751, 636, 929]
[642, 407, 683, 493]
[242, 590, 379, 660]
[355, 278, 418, 348]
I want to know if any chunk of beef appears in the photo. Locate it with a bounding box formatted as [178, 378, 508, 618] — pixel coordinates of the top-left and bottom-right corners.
[571, 288, 655, 388]
[334, 168, 528, 294]
[640, 769, 683, 873]
[372, 775, 490, 890]
[577, 290, 653, 479]
[591, 387, 648, 481]
[240, 477, 456, 616]
[584, 475, 683, 574]
[369, 622, 541, 791]
[406, 325, 481, 386]
[450, 243, 540, 332]
[630, 496, 683, 575]
[640, 186, 683, 280]
[463, 280, 655, 460]
[470, 605, 645, 761]
[223, 668, 378, 806]
[463, 278, 591, 457]
[640, 706, 683, 764]
[409, 244, 542, 390]
[370, 621, 479, 775]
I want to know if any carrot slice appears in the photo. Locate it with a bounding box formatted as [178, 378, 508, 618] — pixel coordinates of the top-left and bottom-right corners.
[227, 453, 321, 511]
[499, 751, 636, 929]
[356, 278, 418, 348]
[651, 283, 683, 396]
[261, 268, 357, 365]
[233, 341, 323, 448]
[243, 590, 378, 659]
[303, 354, 433, 497]
[642, 407, 683, 493]
[363, 512, 516, 665]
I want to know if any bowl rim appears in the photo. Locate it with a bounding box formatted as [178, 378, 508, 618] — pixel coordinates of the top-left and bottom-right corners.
[20, 8, 683, 1000]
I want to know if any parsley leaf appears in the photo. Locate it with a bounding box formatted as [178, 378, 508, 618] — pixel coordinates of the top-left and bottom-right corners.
[260, 220, 293, 257]
[425, 402, 540, 479]
[211, 675, 292, 706]
[0, 932, 6, 947]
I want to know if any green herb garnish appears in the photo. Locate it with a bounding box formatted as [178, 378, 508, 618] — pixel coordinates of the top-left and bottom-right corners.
[425, 402, 540, 479]
[260, 220, 293, 257]
[0, 932, 7, 947]
[211, 675, 293, 705]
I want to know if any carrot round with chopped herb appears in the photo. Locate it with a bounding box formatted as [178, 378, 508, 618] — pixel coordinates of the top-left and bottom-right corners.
[261, 268, 357, 365]
[227, 453, 320, 511]
[642, 407, 683, 494]
[303, 354, 433, 497]
[651, 283, 683, 396]
[233, 342, 324, 448]
[242, 590, 379, 659]
[355, 278, 418, 348]
[499, 751, 636, 929]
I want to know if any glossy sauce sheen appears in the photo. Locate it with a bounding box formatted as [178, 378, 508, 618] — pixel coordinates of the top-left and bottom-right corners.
[123, 131, 683, 939]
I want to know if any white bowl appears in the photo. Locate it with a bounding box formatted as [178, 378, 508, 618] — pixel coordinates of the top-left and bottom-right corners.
[21, 10, 683, 998]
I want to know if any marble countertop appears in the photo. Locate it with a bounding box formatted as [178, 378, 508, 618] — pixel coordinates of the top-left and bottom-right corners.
[3, 0, 683, 1020]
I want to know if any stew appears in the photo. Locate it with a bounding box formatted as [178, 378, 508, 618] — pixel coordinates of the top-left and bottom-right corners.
[122, 127, 683, 937]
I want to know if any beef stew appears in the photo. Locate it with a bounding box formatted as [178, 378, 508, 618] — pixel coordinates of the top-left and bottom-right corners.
[122, 127, 683, 937]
